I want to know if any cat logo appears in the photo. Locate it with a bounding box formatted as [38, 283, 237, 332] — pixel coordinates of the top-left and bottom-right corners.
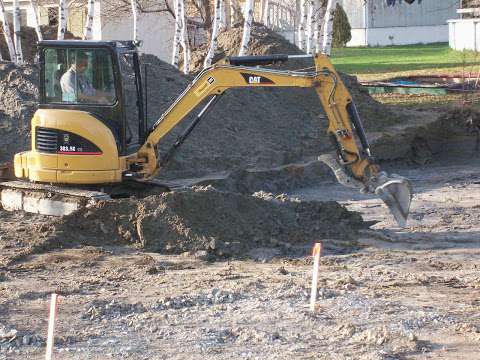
[240, 73, 274, 85]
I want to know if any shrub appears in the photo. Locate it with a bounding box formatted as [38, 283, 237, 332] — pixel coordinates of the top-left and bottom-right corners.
[333, 4, 351, 48]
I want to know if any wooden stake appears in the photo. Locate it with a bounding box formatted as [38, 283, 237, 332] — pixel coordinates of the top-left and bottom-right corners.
[310, 242, 322, 312]
[45, 293, 59, 360]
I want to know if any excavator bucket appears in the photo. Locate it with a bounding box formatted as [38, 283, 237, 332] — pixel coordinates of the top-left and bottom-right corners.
[319, 154, 412, 228]
[374, 173, 412, 228]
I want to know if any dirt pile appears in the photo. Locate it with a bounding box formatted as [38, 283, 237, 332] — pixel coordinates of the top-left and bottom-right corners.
[189, 23, 303, 71]
[143, 43, 405, 180]
[189, 23, 402, 128]
[0, 62, 38, 162]
[370, 107, 479, 166]
[48, 187, 366, 257]
[0, 25, 77, 62]
[142, 52, 330, 179]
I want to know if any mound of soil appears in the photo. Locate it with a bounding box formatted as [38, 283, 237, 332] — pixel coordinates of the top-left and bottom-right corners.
[142, 24, 406, 179]
[0, 25, 77, 63]
[189, 23, 304, 71]
[0, 62, 38, 163]
[48, 187, 366, 257]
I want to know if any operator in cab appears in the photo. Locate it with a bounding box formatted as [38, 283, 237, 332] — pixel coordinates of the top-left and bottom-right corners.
[60, 52, 114, 104]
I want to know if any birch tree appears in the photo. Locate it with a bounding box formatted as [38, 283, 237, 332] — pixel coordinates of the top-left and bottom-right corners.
[0, 0, 16, 62]
[297, 0, 307, 51]
[171, 0, 182, 68]
[306, 0, 316, 54]
[224, 0, 231, 29]
[218, 0, 227, 30]
[238, 0, 253, 56]
[314, 0, 326, 54]
[130, 0, 139, 42]
[12, 0, 23, 63]
[57, 0, 67, 40]
[230, 0, 242, 25]
[83, 0, 95, 40]
[178, 0, 190, 74]
[203, 0, 221, 68]
[262, 0, 270, 26]
[321, 0, 337, 55]
[29, 0, 43, 41]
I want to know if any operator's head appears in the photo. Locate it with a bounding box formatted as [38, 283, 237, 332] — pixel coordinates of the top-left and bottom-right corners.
[76, 52, 89, 73]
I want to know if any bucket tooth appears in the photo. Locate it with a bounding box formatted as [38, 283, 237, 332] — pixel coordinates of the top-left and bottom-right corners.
[374, 174, 412, 228]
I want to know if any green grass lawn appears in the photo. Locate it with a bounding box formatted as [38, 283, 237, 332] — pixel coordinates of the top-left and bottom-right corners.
[331, 43, 480, 81]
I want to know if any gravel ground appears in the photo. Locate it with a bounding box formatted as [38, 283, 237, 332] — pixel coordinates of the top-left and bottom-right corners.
[1, 155, 480, 360]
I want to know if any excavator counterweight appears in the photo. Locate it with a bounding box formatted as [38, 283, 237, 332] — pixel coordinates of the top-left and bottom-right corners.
[1, 40, 411, 226]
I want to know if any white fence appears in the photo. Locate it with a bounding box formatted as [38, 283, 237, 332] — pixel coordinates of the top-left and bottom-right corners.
[449, 18, 480, 51]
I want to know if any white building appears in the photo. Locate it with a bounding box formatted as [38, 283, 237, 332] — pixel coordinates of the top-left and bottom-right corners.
[91, 3, 175, 62]
[340, 0, 459, 47]
[448, 2, 480, 51]
[252, 0, 460, 47]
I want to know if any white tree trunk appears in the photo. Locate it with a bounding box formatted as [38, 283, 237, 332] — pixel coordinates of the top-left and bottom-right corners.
[321, 0, 337, 56]
[0, 0, 16, 63]
[57, 0, 67, 40]
[83, 0, 95, 40]
[130, 0, 139, 42]
[297, 0, 307, 51]
[238, 0, 253, 56]
[218, 0, 227, 30]
[224, 0, 231, 29]
[314, 0, 326, 54]
[263, 0, 270, 26]
[12, 0, 23, 63]
[306, 0, 316, 54]
[203, 0, 221, 68]
[171, 0, 182, 67]
[230, 0, 242, 26]
[179, 0, 190, 74]
[29, 0, 43, 41]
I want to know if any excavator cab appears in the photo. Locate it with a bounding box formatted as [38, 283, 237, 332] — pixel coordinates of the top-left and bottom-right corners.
[39, 40, 146, 155]
[13, 41, 148, 184]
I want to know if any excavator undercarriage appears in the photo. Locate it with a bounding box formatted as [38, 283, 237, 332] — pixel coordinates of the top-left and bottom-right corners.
[0, 40, 412, 226]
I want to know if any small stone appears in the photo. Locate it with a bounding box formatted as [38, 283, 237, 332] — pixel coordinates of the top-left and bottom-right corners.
[209, 238, 217, 250]
[194, 250, 209, 260]
[146, 266, 158, 275]
[22, 335, 31, 346]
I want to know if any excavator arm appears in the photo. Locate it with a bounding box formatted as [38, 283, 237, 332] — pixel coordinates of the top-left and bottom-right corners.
[133, 54, 412, 227]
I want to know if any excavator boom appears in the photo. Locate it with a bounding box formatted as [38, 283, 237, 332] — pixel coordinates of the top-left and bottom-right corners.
[5, 41, 411, 226]
[133, 54, 412, 227]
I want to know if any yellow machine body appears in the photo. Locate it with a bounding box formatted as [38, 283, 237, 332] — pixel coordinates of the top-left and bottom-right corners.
[14, 109, 127, 184]
[8, 41, 411, 226]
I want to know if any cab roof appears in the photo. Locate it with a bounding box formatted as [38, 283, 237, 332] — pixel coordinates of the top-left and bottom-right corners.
[38, 40, 139, 51]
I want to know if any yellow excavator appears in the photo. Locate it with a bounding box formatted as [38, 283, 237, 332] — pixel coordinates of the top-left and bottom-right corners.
[1, 40, 411, 226]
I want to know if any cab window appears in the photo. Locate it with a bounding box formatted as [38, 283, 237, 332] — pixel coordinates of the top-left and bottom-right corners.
[43, 48, 116, 105]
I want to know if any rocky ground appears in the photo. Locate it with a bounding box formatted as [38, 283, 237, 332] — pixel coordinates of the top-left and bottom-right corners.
[2, 25, 480, 359]
[1, 151, 480, 359]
